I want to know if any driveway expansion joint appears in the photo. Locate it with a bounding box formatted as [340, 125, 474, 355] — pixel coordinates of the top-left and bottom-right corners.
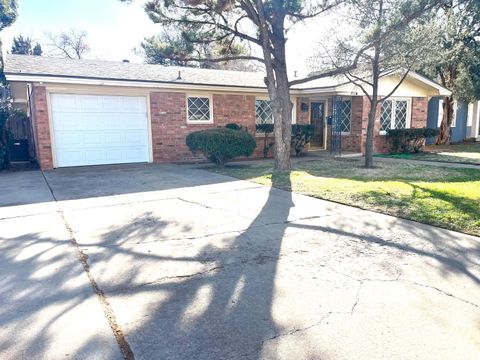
[40, 170, 136, 360]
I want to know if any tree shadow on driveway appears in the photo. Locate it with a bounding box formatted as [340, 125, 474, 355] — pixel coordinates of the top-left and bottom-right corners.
[94, 171, 296, 360]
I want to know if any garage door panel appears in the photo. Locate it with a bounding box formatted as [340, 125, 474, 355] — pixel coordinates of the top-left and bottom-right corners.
[51, 94, 150, 167]
[56, 150, 84, 166]
[122, 97, 147, 112]
[79, 114, 106, 130]
[52, 113, 81, 130]
[79, 96, 102, 111]
[51, 95, 78, 111]
[102, 96, 123, 111]
[83, 133, 104, 146]
[125, 148, 148, 161]
[106, 149, 123, 162]
[55, 132, 83, 148]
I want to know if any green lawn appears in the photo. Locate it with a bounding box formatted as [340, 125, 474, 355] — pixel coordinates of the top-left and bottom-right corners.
[212, 158, 480, 236]
[377, 142, 480, 165]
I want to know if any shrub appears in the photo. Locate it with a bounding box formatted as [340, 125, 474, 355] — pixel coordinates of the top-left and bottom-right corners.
[255, 123, 314, 157]
[255, 123, 274, 158]
[0, 106, 13, 170]
[186, 127, 256, 165]
[386, 128, 439, 153]
[225, 123, 242, 130]
[291, 124, 314, 156]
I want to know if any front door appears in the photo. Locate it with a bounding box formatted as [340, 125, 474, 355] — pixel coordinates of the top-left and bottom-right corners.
[311, 102, 325, 147]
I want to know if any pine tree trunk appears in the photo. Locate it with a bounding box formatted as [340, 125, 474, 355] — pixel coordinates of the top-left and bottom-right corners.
[436, 96, 453, 144]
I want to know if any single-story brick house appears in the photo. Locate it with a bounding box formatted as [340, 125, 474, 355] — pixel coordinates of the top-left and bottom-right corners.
[5, 54, 451, 170]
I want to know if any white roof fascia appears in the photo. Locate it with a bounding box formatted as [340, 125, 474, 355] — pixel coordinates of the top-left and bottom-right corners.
[408, 72, 452, 96]
[4, 74, 271, 94]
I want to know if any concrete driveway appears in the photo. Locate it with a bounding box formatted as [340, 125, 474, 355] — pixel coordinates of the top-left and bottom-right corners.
[1, 164, 479, 360]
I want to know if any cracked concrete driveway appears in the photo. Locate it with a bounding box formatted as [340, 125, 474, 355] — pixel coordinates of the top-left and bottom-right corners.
[1, 164, 479, 360]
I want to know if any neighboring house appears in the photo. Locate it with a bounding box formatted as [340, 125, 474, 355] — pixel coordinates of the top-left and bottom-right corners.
[427, 97, 480, 144]
[466, 100, 480, 141]
[5, 54, 450, 170]
[426, 97, 469, 144]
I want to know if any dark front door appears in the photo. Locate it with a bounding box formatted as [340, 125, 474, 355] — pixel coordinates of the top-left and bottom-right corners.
[311, 102, 325, 147]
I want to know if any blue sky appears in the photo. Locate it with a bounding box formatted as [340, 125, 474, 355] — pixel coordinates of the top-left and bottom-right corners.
[1, 0, 331, 74]
[2, 0, 158, 62]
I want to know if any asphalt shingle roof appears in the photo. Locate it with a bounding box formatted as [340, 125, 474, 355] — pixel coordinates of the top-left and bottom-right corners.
[4, 54, 271, 88]
[4, 54, 349, 90]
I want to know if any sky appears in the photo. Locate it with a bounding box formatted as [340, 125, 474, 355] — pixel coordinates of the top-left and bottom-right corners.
[1, 0, 335, 76]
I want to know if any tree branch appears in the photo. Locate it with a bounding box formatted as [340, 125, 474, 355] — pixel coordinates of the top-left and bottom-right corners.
[379, 67, 413, 102]
[289, 43, 369, 86]
[169, 55, 265, 64]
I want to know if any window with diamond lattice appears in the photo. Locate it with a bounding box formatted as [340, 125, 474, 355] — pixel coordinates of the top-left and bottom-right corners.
[187, 96, 211, 122]
[336, 99, 351, 133]
[380, 99, 410, 132]
[255, 99, 273, 124]
[380, 101, 392, 131]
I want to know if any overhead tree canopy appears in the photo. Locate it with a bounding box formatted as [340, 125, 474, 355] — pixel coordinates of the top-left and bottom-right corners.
[0, 0, 17, 31]
[139, 25, 256, 70]
[419, 0, 480, 143]
[0, 0, 17, 83]
[11, 35, 43, 55]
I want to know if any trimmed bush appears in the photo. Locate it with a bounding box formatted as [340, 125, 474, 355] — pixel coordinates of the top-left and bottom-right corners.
[225, 123, 242, 130]
[255, 123, 314, 157]
[386, 128, 439, 153]
[186, 127, 256, 165]
[291, 124, 314, 156]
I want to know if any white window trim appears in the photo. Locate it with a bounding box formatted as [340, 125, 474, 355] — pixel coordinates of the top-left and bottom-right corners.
[186, 94, 213, 124]
[451, 101, 458, 128]
[255, 96, 297, 126]
[379, 97, 412, 135]
[437, 99, 444, 127]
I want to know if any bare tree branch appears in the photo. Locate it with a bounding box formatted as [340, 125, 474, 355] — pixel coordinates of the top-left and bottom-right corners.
[46, 28, 89, 59]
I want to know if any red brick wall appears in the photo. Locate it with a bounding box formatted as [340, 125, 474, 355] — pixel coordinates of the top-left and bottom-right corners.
[325, 96, 428, 154]
[296, 97, 311, 125]
[31, 88, 429, 169]
[150, 92, 257, 162]
[411, 97, 428, 128]
[365, 96, 428, 153]
[32, 86, 53, 170]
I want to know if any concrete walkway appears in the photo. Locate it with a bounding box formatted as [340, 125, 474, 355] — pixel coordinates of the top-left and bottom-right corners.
[1, 164, 479, 359]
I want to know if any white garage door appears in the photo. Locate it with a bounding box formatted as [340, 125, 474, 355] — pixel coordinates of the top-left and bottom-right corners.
[51, 94, 150, 167]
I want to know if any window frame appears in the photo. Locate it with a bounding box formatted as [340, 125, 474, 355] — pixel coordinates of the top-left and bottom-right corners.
[255, 97, 274, 126]
[334, 97, 352, 135]
[186, 94, 213, 124]
[451, 101, 457, 128]
[437, 99, 444, 127]
[379, 97, 412, 135]
[254, 96, 297, 129]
